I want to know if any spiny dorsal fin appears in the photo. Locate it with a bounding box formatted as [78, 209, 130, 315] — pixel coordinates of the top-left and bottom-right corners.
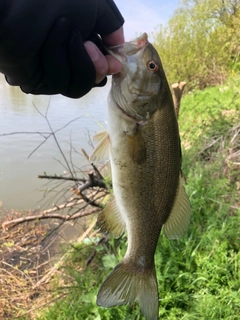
[97, 197, 125, 238]
[89, 131, 110, 163]
[163, 175, 190, 240]
[97, 260, 159, 320]
[126, 126, 147, 165]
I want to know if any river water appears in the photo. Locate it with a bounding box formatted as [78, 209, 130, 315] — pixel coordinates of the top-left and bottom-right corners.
[0, 74, 109, 211]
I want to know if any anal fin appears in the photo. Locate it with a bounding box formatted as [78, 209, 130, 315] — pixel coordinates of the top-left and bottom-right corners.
[163, 175, 190, 240]
[98, 197, 125, 238]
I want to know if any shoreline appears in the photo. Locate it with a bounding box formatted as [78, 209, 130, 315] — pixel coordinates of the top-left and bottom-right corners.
[0, 208, 53, 319]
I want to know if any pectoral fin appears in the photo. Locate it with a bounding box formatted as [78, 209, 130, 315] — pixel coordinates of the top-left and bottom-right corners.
[92, 130, 108, 143]
[89, 131, 110, 162]
[126, 126, 147, 165]
[98, 197, 125, 238]
[163, 175, 190, 239]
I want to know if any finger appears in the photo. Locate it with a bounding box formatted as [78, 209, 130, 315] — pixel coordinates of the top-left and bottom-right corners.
[84, 41, 109, 84]
[105, 54, 122, 74]
[66, 30, 96, 98]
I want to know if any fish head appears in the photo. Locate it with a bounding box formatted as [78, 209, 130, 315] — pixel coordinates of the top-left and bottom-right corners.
[108, 33, 164, 122]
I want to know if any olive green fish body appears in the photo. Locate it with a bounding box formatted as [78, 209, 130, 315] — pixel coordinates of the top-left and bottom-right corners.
[109, 101, 180, 264]
[92, 33, 190, 320]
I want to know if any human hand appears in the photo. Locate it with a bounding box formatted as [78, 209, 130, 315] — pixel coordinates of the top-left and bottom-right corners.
[0, 0, 124, 98]
[84, 27, 124, 84]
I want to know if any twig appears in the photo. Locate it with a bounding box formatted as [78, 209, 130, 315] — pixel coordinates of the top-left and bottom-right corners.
[91, 162, 104, 180]
[81, 148, 90, 162]
[15, 293, 67, 319]
[0, 267, 26, 286]
[38, 175, 86, 182]
[77, 172, 107, 192]
[0, 131, 50, 137]
[45, 116, 74, 177]
[1, 261, 34, 286]
[85, 235, 108, 269]
[32, 219, 97, 289]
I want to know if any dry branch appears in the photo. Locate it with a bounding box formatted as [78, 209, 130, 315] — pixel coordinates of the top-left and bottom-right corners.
[2, 207, 100, 230]
[38, 175, 86, 182]
[171, 81, 187, 118]
[38, 171, 107, 192]
[85, 235, 108, 269]
[41, 197, 85, 214]
[76, 172, 107, 191]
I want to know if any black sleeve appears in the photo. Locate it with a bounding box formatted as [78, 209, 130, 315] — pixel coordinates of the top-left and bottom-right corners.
[0, 0, 124, 98]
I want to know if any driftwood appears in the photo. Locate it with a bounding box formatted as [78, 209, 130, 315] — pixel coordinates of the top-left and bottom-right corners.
[171, 81, 187, 118]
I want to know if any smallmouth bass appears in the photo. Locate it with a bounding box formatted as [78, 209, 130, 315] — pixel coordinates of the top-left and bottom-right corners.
[90, 33, 190, 320]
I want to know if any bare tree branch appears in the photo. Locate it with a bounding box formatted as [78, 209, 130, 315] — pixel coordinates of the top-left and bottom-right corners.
[2, 208, 100, 230]
[38, 175, 86, 182]
[0, 132, 50, 137]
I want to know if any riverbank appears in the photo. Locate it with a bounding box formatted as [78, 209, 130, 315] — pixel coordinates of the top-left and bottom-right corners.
[0, 206, 103, 320]
[0, 177, 108, 319]
[1, 76, 240, 319]
[0, 208, 53, 319]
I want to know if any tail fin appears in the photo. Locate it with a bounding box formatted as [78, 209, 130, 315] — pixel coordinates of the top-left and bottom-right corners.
[97, 260, 159, 320]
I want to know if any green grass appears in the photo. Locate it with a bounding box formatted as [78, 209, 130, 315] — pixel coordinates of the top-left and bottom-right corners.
[34, 76, 240, 320]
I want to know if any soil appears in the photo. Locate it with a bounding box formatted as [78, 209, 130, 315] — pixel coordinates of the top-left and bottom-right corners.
[0, 180, 107, 319]
[0, 208, 58, 320]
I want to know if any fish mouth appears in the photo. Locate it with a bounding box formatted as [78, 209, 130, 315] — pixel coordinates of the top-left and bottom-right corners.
[106, 33, 149, 64]
[106, 43, 126, 64]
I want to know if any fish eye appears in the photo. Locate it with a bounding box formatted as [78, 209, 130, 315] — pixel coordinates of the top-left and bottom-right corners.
[148, 60, 158, 72]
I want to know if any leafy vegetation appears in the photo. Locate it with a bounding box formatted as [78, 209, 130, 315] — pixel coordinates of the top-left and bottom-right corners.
[31, 75, 240, 319]
[154, 0, 240, 90]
